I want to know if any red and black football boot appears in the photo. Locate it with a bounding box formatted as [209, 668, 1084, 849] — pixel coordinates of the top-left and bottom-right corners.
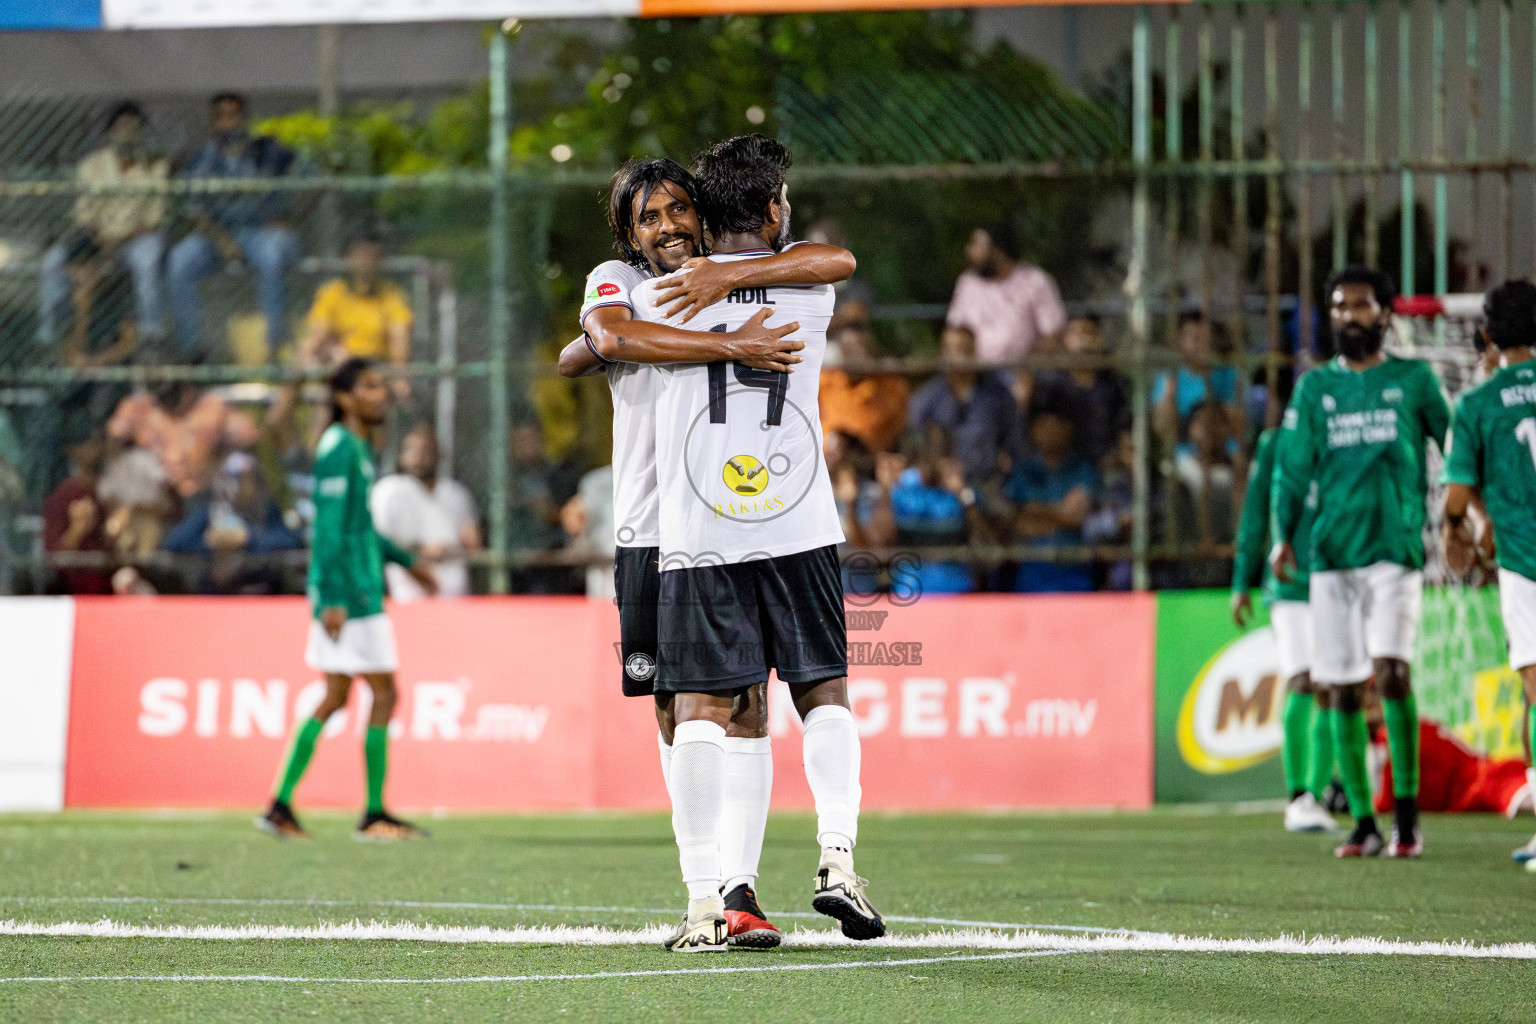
[723, 883, 782, 949]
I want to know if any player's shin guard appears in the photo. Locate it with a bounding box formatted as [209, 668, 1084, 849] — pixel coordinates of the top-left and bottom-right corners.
[802, 704, 861, 854]
[1309, 694, 1336, 799]
[274, 717, 324, 805]
[720, 736, 772, 894]
[1382, 694, 1420, 799]
[671, 719, 728, 902]
[364, 725, 389, 815]
[1281, 692, 1313, 798]
[1331, 706, 1375, 822]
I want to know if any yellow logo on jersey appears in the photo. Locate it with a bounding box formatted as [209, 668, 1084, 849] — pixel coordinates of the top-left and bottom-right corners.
[723, 455, 769, 496]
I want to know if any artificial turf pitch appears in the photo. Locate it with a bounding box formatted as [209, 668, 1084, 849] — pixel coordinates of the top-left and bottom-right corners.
[0, 809, 1533, 1023]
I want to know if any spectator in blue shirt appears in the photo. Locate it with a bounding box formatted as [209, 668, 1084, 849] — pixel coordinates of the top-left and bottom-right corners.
[883, 427, 976, 595]
[906, 325, 1023, 485]
[1152, 311, 1244, 498]
[1006, 391, 1097, 593]
[167, 93, 302, 360]
[164, 452, 302, 594]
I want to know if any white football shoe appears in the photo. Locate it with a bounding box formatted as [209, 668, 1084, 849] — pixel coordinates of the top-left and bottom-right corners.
[1284, 792, 1338, 833]
[662, 896, 729, 953]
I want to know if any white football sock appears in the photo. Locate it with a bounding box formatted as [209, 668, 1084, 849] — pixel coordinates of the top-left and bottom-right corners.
[670, 719, 727, 903]
[801, 704, 861, 855]
[658, 732, 673, 794]
[720, 735, 773, 894]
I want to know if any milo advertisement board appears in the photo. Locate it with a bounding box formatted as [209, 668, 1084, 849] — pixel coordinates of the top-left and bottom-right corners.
[1154, 588, 1520, 803]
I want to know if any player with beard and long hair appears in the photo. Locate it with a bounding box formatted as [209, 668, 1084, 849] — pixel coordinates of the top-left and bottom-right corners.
[1270, 266, 1451, 859]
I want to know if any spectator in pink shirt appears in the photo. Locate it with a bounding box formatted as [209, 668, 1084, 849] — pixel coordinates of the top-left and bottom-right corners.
[944, 223, 1067, 365]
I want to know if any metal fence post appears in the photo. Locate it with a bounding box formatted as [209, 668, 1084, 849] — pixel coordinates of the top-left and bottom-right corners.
[1131, 5, 1153, 592]
[488, 26, 512, 595]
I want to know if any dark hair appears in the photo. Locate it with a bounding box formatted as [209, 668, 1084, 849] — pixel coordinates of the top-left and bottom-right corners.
[979, 222, 1020, 261]
[210, 92, 247, 113]
[606, 158, 702, 271]
[1177, 309, 1208, 328]
[1483, 279, 1536, 351]
[345, 225, 384, 252]
[1324, 264, 1397, 312]
[64, 233, 102, 265]
[1027, 383, 1077, 428]
[692, 134, 793, 239]
[328, 357, 375, 423]
[1069, 312, 1102, 328]
[105, 100, 145, 132]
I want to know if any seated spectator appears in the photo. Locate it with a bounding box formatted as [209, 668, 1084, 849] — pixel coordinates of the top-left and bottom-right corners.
[42, 435, 113, 594]
[108, 386, 236, 500]
[39, 101, 167, 346]
[301, 228, 413, 394]
[1006, 392, 1097, 593]
[819, 298, 909, 453]
[560, 464, 615, 599]
[907, 325, 1021, 485]
[168, 92, 301, 360]
[1152, 311, 1244, 490]
[370, 425, 481, 601]
[163, 451, 302, 594]
[97, 432, 173, 558]
[1036, 314, 1130, 462]
[1169, 400, 1237, 589]
[883, 427, 975, 595]
[1083, 426, 1137, 591]
[509, 420, 581, 594]
[945, 222, 1066, 365]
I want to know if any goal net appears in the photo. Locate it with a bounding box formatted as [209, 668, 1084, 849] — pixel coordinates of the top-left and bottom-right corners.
[1389, 294, 1524, 758]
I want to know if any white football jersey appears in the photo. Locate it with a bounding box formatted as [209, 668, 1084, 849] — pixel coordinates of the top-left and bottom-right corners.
[633, 250, 844, 567]
[581, 260, 660, 548]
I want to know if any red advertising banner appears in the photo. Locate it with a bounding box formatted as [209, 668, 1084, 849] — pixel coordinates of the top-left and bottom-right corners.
[64, 593, 1154, 812]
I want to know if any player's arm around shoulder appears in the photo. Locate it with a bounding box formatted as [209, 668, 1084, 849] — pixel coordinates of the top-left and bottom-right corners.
[587, 290, 804, 374]
[651, 243, 855, 323]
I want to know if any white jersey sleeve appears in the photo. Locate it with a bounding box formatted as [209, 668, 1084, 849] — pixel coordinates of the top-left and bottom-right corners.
[633, 251, 844, 567]
[580, 260, 649, 334]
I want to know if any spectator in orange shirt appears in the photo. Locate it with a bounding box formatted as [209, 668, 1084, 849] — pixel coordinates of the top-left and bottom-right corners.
[820, 298, 909, 453]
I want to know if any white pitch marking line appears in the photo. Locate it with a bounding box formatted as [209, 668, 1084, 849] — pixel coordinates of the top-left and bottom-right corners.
[0, 896, 1131, 934]
[0, 950, 1076, 985]
[2, 919, 1534, 959]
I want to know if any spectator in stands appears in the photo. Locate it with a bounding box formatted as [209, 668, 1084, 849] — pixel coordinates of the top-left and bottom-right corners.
[559, 464, 615, 599]
[1036, 314, 1130, 462]
[1006, 390, 1097, 593]
[39, 100, 168, 346]
[509, 420, 580, 593]
[168, 92, 301, 360]
[1152, 311, 1244, 492]
[1169, 400, 1237, 589]
[880, 427, 976, 595]
[97, 431, 172, 558]
[163, 451, 302, 594]
[907, 325, 1022, 484]
[1083, 426, 1137, 591]
[300, 228, 413, 395]
[42, 435, 113, 594]
[945, 223, 1066, 365]
[370, 425, 481, 601]
[820, 298, 910, 453]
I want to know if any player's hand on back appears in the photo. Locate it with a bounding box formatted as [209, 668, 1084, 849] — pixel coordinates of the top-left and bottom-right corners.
[1230, 590, 1253, 628]
[729, 308, 804, 374]
[654, 257, 742, 323]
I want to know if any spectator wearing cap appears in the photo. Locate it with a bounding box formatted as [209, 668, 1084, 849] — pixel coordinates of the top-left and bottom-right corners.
[39, 101, 168, 346]
[168, 92, 302, 359]
[1006, 391, 1098, 593]
[370, 425, 481, 601]
[1034, 314, 1130, 463]
[906, 325, 1022, 485]
[819, 298, 910, 453]
[944, 223, 1067, 366]
[163, 451, 303, 594]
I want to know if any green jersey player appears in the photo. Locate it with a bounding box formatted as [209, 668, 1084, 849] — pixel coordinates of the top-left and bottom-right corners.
[1232, 424, 1335, 833]
[1439, 279, 1536, 868]
[257, 358, 437, 841]
[1271, 265, 1451, 859]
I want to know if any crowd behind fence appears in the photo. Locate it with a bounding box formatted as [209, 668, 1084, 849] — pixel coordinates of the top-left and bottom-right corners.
[6, 0, 1536, 598]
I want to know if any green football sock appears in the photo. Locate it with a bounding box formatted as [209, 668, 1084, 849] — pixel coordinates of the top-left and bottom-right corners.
[1331, 707, 1374, 821]
[274, 717, 324, 806]
[1382, 694, 1420, 799]
[1281, 692, 1312, 797]
[1308, 695, 1335, 798]
[365, 725, 389, 815]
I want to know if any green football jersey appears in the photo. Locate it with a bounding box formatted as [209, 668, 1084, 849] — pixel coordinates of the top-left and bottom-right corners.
[1233, 427, 1313, 604]
[1272, 354, 1451, 572]
[1439, 359, 1536, 582]
[308, 423, 414, 621]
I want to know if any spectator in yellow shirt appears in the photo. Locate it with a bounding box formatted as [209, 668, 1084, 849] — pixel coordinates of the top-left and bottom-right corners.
[300, 229, 413, 398]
